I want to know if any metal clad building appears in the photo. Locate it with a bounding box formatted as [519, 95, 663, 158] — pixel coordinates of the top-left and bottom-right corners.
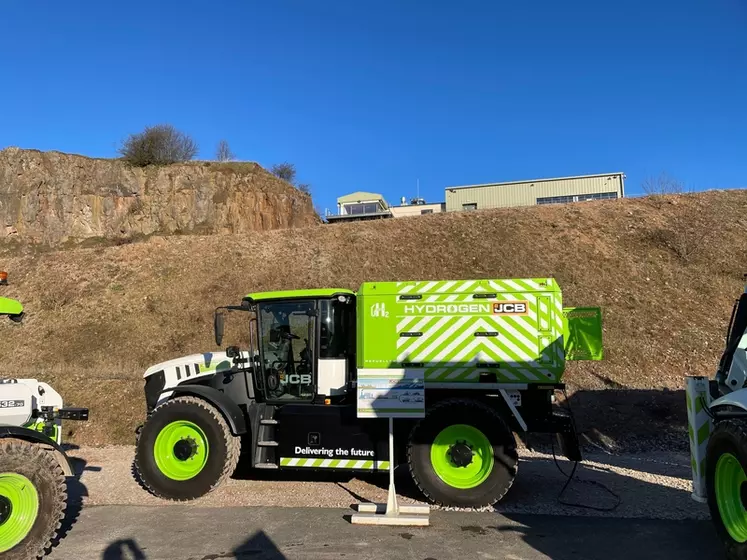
[445, 172, 625, 212]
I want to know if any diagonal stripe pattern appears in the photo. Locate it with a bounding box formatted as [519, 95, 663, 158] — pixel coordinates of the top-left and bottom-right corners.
[393, 279, 563, 382]
[280, 458, 389, 469]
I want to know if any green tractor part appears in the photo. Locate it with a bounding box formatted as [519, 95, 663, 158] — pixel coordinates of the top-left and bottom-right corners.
[134, 277, 602, 509]
[0, 273, 89, 559]
[686, 279, 747, 559]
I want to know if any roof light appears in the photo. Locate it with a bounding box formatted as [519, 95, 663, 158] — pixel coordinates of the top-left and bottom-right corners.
[0, 272, 8, 285]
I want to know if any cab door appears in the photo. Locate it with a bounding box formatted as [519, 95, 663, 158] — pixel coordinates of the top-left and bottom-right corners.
[256, 300, 317, 403]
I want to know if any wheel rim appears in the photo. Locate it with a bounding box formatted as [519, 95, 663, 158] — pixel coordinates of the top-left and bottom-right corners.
[715, 452, 747, 543]
[0, 473, 39, 553]
[430, 424, 494, 489]
[153, 420, 210, 481]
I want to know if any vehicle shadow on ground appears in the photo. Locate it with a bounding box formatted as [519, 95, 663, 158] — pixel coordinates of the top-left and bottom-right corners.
[363, 449, 709, 521]
[48, 450, 94, 556]
[492, 514, 723, 560]
[562, 385, 689, 459]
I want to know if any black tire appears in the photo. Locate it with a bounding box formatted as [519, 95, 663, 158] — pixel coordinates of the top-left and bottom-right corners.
[706, 419, 747, 560]
[0, 438, 68, 560]
[134, 396, 241, 501]
[407, 398, 518, 508]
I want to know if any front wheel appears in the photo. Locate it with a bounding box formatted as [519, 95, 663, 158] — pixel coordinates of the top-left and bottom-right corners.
[134, 396, 241, 501]
[0, 438, 68, 560]
[407, 398, 518, 508]
[706, 420, 747, 560]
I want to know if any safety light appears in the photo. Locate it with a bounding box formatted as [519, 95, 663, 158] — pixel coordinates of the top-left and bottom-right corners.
[324, 398, 331, 405]
[0, 271, 8, 285]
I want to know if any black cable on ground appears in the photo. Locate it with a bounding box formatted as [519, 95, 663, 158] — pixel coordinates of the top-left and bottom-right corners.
[548, 388, 621, 512]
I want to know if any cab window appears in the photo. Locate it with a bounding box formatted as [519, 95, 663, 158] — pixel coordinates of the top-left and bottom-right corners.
[319, 298, 355, 360]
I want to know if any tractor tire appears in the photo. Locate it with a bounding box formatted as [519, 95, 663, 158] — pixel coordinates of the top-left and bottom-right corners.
[407, 398, 518, 508]
[706, 419, 747, 560]
[134, 395, 241, 501]
[0, 438, 67, 560]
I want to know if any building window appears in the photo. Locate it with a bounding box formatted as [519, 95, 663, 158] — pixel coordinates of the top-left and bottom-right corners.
[462, 203, 477, 211]
[421, 209, 433, 215]
[536, 192, 618, 206]
[344, 202, 381, 215]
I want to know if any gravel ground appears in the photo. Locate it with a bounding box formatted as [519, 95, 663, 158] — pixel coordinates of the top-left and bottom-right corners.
[64, 446, 710, 521]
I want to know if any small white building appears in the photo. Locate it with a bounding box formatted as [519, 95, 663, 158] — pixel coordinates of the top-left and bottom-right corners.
[389, 197, 445, 217]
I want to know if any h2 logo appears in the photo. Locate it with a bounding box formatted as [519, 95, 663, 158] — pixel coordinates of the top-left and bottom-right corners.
[370, 302, 389, 318]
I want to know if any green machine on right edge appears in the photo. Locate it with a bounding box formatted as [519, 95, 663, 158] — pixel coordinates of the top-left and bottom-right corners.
[686, 278, 747, 559]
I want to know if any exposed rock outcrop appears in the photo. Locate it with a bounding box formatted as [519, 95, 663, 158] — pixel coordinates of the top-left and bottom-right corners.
[0, 147, 320, 244]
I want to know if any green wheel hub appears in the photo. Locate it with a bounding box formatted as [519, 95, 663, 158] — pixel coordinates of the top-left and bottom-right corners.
[0, 473, 39, 553]
[715, 452, 747, 543]
[154, 420, 210, 481]
[430, 424, 494, 489]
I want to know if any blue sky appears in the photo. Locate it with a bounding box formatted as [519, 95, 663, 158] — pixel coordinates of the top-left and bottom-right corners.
[2, 0, 746, 213]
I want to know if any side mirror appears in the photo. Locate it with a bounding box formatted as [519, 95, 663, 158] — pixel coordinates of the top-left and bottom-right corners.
[214, 311, 225, 347]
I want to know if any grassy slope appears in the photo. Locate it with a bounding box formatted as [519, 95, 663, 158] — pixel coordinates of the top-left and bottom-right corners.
[1, 189, 745, 451]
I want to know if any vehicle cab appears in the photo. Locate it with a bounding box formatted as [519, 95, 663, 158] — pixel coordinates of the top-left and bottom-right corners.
[218, 289, 358, 405]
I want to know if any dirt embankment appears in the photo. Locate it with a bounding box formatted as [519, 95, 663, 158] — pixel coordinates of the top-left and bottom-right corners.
[0, 188, 745, 451]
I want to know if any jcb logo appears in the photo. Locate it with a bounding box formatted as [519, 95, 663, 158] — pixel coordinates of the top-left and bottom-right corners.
[288, 374, 312, 385]
[370, 302, 389, 318]
[493, 302, 528, 315]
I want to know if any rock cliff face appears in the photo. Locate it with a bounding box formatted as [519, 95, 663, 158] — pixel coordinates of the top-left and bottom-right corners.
[0, 148, 320, 244]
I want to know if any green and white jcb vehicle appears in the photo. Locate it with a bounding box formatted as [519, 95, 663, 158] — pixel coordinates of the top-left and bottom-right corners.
[0, 273, 89, 559]
[687, 276, 747, 559]
[134, 278, 603, 508]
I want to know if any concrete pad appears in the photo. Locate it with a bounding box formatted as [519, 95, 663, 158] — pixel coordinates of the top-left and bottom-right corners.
[46, 504, 724, 560]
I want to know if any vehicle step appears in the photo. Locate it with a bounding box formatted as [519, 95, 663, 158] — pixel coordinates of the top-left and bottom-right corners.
[254, 463, 279, 469]
[260, 419, 278, 425]
[257, 440, 279, 447]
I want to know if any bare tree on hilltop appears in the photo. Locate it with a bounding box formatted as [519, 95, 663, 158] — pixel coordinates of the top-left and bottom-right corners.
[119, 124, 198, 166]
[641, 172, 685, 195]
[216, 139, 235, 162]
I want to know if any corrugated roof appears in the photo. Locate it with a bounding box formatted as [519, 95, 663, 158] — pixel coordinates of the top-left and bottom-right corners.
[446, 172, 625, 191]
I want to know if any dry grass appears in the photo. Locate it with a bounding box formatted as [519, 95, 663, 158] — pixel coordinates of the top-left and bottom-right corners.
[1, 189, 746, 450]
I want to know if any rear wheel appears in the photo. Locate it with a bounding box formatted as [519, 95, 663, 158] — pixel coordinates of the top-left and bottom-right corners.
[134, 396, 241, 501]
[407, 398, 518, 508]
[706, 420, 747, 560]
[0, 438, 67, 560]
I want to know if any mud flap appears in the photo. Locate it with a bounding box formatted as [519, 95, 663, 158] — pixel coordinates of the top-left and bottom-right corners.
[563, 307, 603, 361]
